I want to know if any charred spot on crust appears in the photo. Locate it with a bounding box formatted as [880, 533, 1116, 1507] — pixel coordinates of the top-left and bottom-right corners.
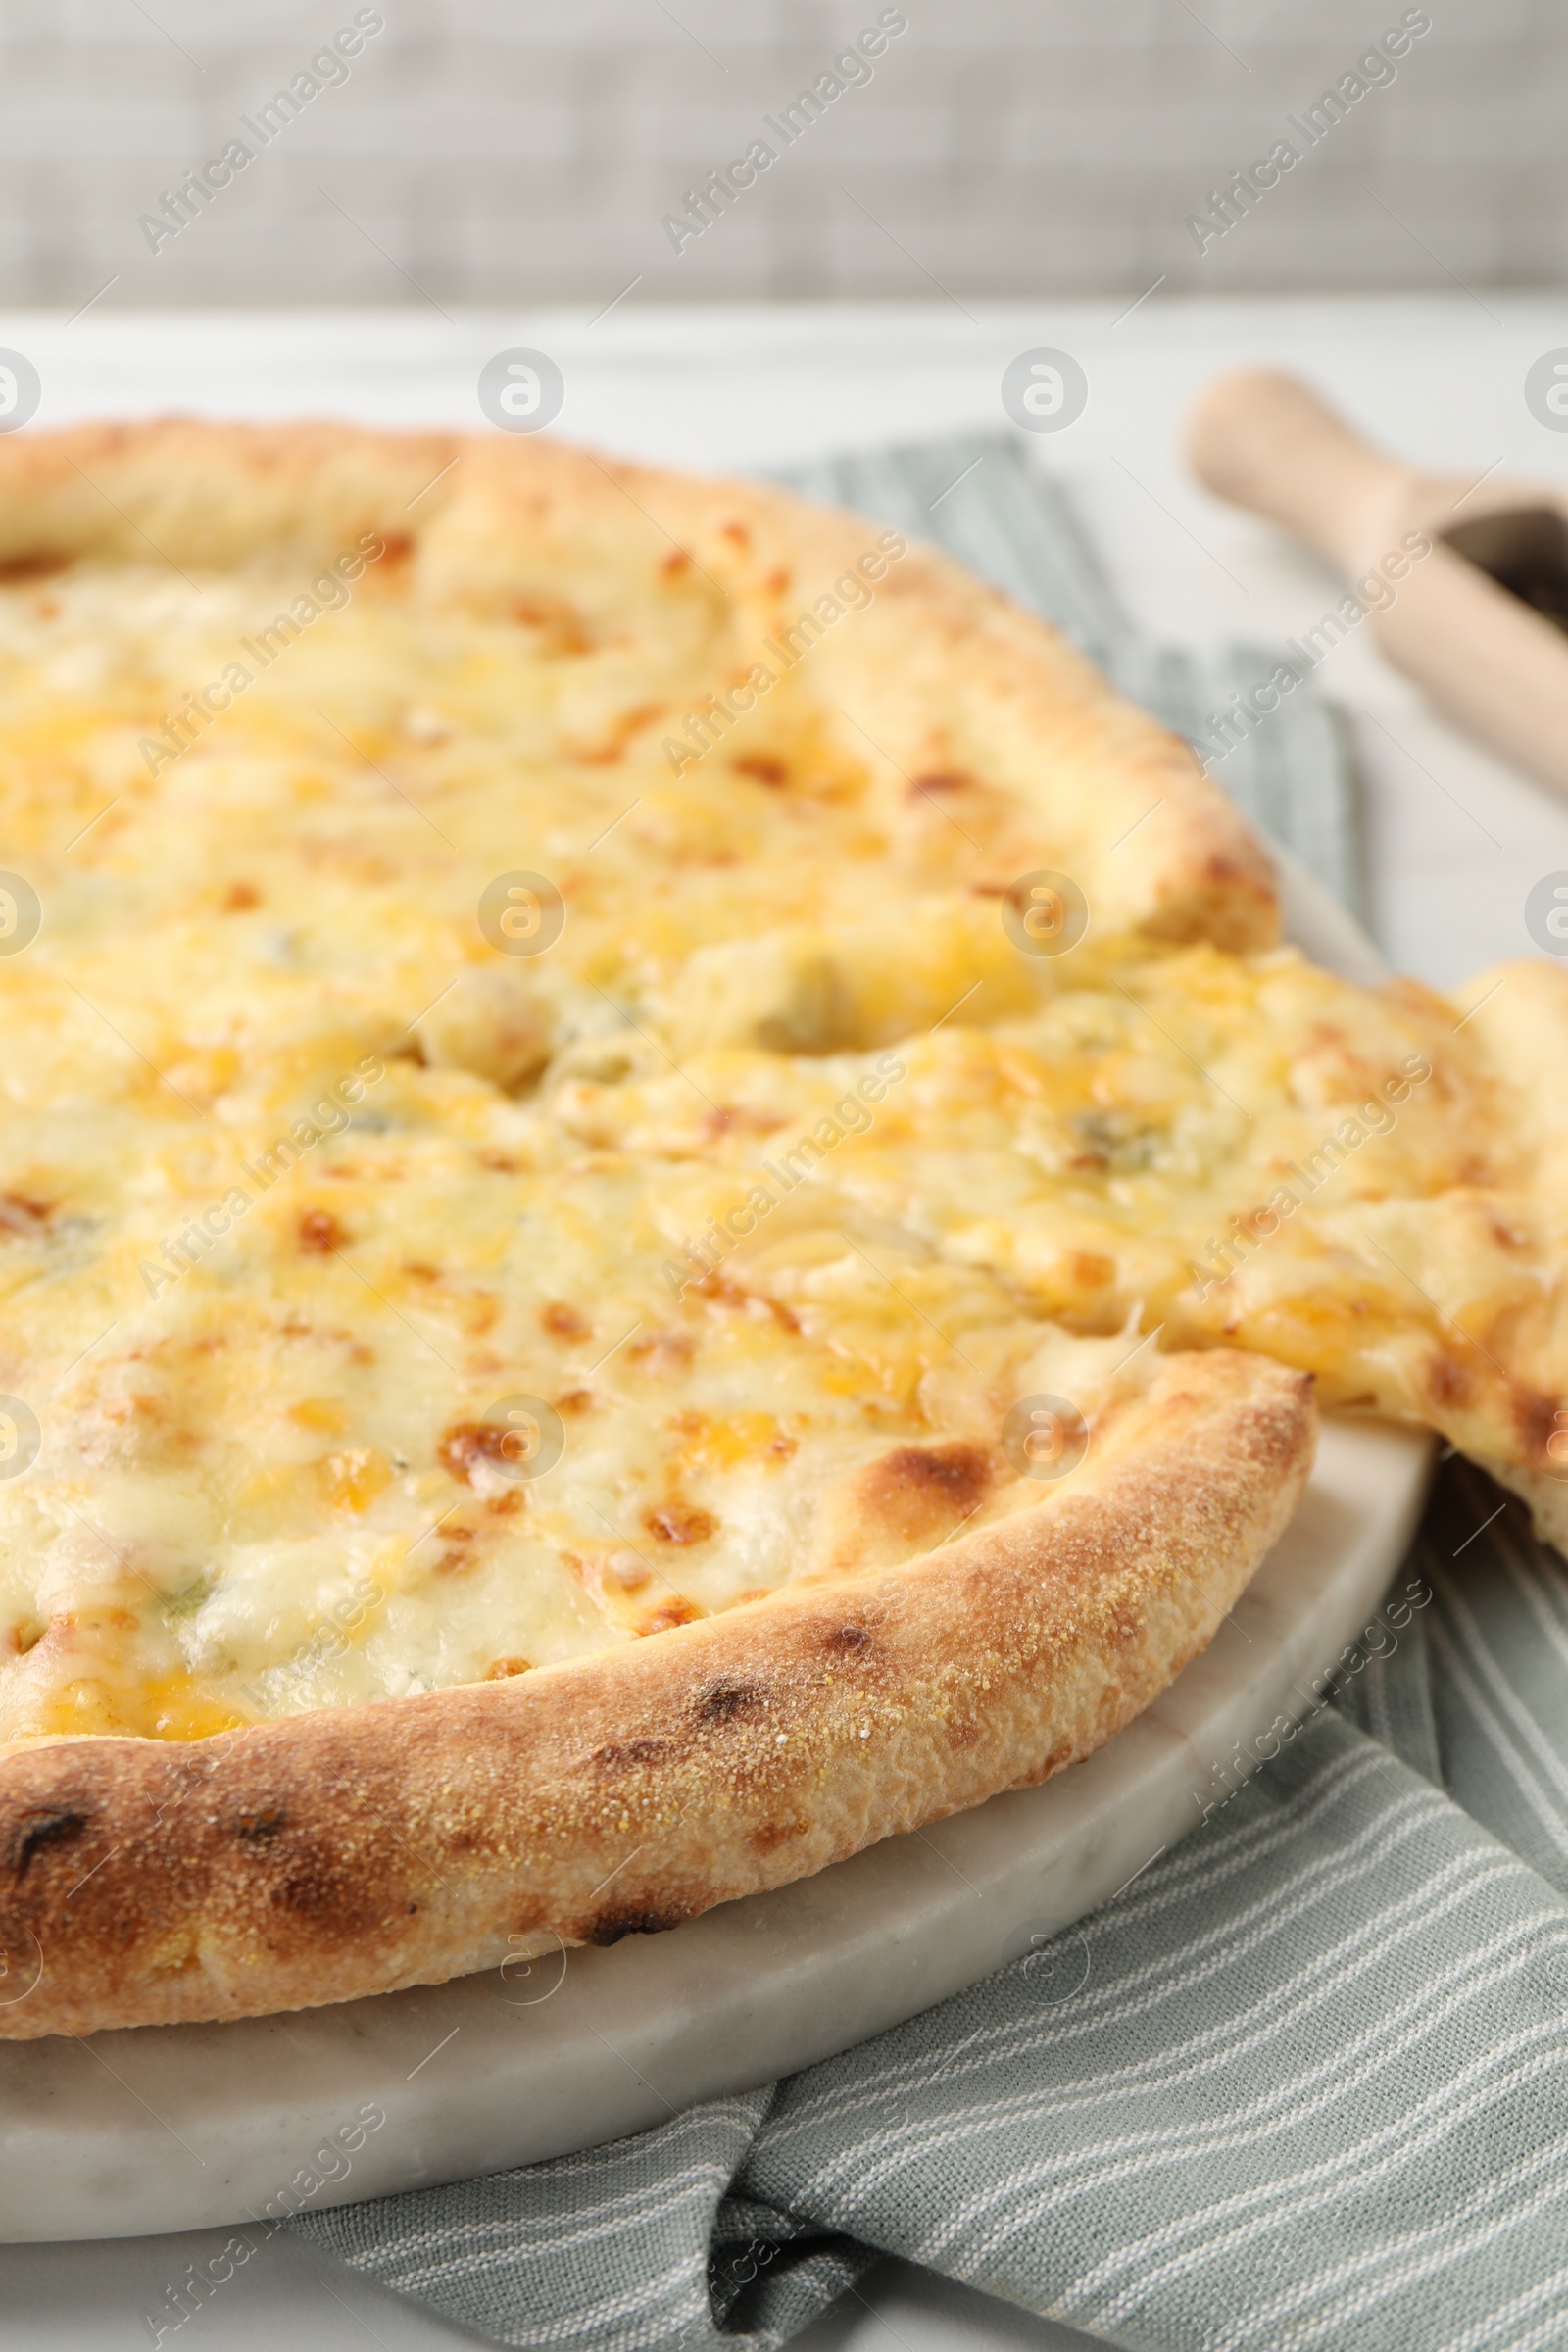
[909, 769, 972, 797]
[592, 1737, 670, 1772]
[234, 1807, 287, 1841]
[10, 1807, 89, 1875]
[587, 1906, 685, 1945]
[818, 1440, 998, 1575]
[0, 550, 69, 583]
[298, 1208, 343, 1253]
[733, 754, 787, 786]
[540, 1301, 588, 1340]
[822, 1622, 874, 1655]
[269, 1852, 378, 1933]
[868, 1443, 992, 1523]
[222, 881, 261, 911]
[882, 1443, 991, 1497]
[751, 1815, 808, 1854]
[694, 1678, 765, 1725]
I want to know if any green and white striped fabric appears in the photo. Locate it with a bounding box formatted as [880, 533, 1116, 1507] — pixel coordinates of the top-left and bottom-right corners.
[297, 1463, 1568, 2350]
[294, 443, 1568, 2351]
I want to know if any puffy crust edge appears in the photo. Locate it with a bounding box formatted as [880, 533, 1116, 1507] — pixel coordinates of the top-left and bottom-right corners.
[0, 1350, 1313, 2038]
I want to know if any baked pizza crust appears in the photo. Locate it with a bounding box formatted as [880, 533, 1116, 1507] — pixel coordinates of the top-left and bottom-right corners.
[0, 1348, 1310, 2037]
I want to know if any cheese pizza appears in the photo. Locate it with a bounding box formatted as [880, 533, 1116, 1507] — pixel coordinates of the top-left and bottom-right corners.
[0, 418, 1543, 2038]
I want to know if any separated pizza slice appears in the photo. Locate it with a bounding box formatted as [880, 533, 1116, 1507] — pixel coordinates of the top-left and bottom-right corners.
[539, 933, 1568, 1544]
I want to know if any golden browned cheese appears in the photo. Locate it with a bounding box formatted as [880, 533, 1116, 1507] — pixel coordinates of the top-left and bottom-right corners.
[564, 934, 1568, 1527]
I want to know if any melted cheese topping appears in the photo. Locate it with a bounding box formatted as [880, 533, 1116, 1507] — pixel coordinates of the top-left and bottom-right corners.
[0, 551, 1137, 1745]
[0, 537, 1555, 1745]
[549, 938, 1568, 1471]
[0, 1046, 1130, 1742]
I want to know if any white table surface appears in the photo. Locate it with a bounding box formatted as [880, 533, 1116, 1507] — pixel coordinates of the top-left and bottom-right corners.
[1, 294, 1562, 2350]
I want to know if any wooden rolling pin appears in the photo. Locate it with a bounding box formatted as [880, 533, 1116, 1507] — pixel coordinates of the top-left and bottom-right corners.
[1187, 368, 1568, 797]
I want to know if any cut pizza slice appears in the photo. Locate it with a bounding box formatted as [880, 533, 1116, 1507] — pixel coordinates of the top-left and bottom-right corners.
[542, 933, 1568, 1544]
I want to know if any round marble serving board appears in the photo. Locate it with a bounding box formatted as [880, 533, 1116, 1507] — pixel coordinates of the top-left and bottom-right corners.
[0, 858, 1434, 2241]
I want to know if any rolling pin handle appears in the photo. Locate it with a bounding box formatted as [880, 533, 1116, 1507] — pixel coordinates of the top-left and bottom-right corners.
[1186, 368, 1413, 572]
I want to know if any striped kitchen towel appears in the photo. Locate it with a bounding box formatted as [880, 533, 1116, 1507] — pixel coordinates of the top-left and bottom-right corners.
[289, 442, 1568, 2351]
[297, 1460, 1568, 2351]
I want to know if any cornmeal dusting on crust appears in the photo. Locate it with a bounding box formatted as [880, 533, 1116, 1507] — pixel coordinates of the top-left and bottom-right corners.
[0, 1350, 1312, 2037]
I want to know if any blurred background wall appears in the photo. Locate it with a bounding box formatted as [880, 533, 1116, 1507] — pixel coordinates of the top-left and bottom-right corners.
[0, 0, 1557, 316]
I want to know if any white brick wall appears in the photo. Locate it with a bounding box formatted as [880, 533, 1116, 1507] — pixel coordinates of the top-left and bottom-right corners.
[0, 1, 1557, 311]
